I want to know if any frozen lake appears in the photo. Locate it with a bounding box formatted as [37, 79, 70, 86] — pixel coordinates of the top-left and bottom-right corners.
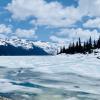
[0, 54, 100, 100]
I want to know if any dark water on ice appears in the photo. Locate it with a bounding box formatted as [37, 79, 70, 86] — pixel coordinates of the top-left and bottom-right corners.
[0, 55, 100, 100]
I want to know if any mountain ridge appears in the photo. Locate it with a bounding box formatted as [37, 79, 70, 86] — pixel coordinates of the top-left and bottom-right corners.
[0, 38, 61, 55]
[0, 38, 49, 55]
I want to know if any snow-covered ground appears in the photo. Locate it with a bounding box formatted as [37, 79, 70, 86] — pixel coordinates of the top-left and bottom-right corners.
[0, 54, 100, 100]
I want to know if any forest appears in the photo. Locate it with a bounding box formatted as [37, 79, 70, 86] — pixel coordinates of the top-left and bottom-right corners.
[59, 36, 100, 54]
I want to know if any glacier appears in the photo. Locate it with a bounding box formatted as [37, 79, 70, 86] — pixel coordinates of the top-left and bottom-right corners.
[0, 54, 100, 100]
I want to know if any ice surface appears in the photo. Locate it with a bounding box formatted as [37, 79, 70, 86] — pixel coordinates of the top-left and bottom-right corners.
[0, 54, 100, 100]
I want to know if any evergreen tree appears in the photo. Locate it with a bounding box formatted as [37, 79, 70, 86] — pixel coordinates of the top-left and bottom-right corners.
[72, 42, 75, 54]
[78, 38, 83, 53]
[93, 40, 97, 49]
[63, 46, 66, 53]
[89, 37, 92, 49]
[97, 36, 100, 48]
[75, 41, 79, 53]
[83, 41, 86, 54]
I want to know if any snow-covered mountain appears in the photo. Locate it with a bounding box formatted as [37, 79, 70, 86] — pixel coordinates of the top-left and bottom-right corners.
[0, 38, 61, 55]
[33, 41, 61, 55]
[0, 38, 33, 49]
[0, 38, 49, 55]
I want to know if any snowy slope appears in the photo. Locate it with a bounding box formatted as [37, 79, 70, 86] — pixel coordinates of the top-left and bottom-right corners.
[0, 38, 62, 55]
[33, 41, 61, 55]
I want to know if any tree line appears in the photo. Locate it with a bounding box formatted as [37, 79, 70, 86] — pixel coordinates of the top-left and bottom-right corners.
[59, 36, 100, 54]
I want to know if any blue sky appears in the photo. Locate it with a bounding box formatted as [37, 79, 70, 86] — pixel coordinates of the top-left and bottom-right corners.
[0, 0, 100, 43]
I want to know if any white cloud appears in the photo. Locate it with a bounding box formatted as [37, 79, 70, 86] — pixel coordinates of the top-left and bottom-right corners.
[83, 18, 100, 28]
[0, 34, 8, 39]
[15, 28, 37, 39]
[6, 0, 100, 28]
[0, 24, 13, 39]
[7, 0, 100, 28]
[50, 35, 70, 43]
[78, 0, 100, 17]
[0, 24, 12, 34]
[0, 24, 37, 40]
[52, 28, 100, 43]
[5, 0, 100, 41]
[6, 0, 81, 27]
